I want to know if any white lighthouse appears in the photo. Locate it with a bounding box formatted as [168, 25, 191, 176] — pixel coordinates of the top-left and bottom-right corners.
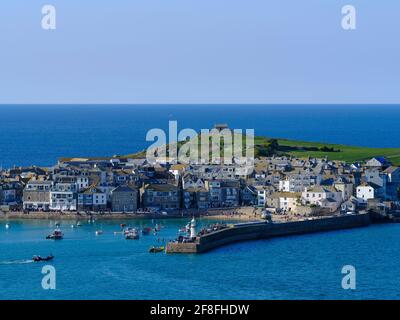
[190, 217, 196, 239]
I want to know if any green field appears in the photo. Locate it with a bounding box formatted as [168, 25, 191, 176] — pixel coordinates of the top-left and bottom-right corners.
[254, 136, 400, 165]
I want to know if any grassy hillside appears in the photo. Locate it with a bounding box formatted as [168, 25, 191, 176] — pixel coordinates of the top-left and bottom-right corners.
[254, 136, 400, 165]
[124, 135, 400, 166]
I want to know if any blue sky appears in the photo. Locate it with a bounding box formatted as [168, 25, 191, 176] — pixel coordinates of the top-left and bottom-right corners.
[0, 1, 399, 104]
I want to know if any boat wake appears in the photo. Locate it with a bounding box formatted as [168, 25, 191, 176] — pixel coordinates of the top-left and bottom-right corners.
[0, 259, 34, 265]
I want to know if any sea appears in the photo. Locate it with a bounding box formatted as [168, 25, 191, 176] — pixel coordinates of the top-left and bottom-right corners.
[0, 104, 400, 168]
[1, 104, 400, 300]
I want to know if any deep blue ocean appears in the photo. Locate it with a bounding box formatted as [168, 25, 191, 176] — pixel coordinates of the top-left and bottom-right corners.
[0, 104, 400, 168]
[1, 104, 400, 300]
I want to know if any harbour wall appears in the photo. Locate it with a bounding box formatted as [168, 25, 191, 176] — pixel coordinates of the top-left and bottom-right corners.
[166, 213, 371, 253]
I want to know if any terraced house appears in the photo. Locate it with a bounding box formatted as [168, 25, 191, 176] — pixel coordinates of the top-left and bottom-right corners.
[22, 180, 53, 210]
[111, 184, 138, 212]
[78, 187, 107, 211]
[141, 183, 181, 210]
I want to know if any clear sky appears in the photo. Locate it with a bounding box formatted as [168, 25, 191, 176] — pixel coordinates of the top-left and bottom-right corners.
[0, 1, 399, 104]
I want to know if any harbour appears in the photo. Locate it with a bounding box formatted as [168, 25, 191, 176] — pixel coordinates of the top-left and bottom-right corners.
[1, 216, 400, 299]
[166, 213, 371, 253]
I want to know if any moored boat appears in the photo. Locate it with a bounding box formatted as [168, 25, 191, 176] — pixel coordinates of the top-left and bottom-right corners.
[46, 228, 64, 240]
[125, 228, 139, 240]
[149, 246, 165, 253]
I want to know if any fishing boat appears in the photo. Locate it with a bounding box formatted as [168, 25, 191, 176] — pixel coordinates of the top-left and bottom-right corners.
[125, 229, 139, 240]
[149, 246, 165, 253]
[32, 254, 54, 262]
[142, 227, 152, 235]
[46, 228, 64, 240]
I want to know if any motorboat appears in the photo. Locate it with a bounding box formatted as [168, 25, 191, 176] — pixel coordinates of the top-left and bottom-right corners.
[46, 228, 64, 240]
[76, 222, 83, 227]
[149, 246, 165, 253]
[125, 229, 139, 240]
[95, 230, 103, 235]
[33, 254, 54, 262]
[123, 227, 140, 235]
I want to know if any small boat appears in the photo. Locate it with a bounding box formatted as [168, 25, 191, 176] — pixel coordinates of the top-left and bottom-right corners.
[125, 228, 139, 240]
[120, 223, 126, 228]
[95, 230, 103, 235]
[33, 254, 54, 262]
[123, 227, 139, 235]
[46, 228, 64, 240]
[142, 227, 152, 235]
[149, 246, 165, 253]
[71, 224, 76, 228]
[5, 223, 9, 229]
[76, 222, 83, 227]
[55, 222, 60, 227]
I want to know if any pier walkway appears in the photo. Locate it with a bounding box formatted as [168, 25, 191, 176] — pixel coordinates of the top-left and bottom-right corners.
[166, 213, 371, 254]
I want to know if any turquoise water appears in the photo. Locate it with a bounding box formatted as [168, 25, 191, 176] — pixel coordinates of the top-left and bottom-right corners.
[1, 219, 400, 300]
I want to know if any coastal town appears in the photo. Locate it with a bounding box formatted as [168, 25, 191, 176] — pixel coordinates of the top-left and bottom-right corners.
[1, 141, 399, 222]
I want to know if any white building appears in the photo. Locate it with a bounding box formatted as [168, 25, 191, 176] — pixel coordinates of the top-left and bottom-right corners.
[301, 186, 343, 206]
[50, 191, 76, 211]
[275, 192, 300, 213]
[49, 182, 77, 211]
[356, 183, 378, 202]
[255, 186, 268, 207]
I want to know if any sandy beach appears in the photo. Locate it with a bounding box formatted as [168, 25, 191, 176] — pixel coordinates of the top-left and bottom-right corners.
[0, 206, 265, 221]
